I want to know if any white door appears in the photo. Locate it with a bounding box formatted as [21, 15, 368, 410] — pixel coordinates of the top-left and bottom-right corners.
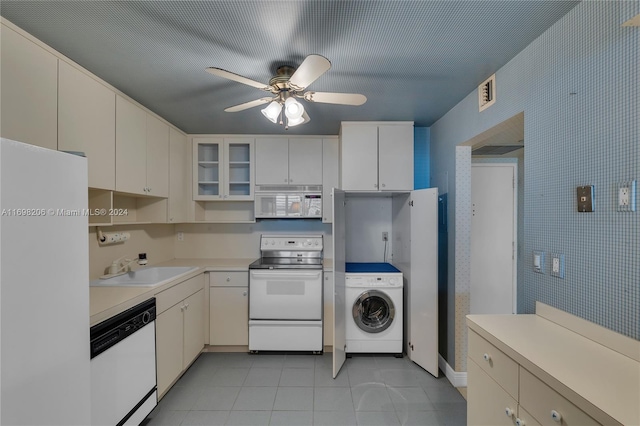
[470, 164, 517, 314]
[332, 188, 347, 378]
[409, 188, 439, 377]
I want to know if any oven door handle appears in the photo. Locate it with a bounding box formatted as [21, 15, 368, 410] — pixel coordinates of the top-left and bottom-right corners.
[250, 271, 322, 279]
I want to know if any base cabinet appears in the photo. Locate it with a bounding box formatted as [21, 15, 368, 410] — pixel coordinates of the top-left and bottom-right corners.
[155, 274, 205, 397]
[467, 320, 617, 426]
[209, 272, 248, 346]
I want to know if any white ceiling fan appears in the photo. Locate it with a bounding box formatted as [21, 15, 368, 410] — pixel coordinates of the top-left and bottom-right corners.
[206, 54, 366, 128]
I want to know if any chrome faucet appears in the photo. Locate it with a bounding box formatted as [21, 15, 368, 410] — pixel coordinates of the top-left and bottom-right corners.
[103, 253, 148, 278]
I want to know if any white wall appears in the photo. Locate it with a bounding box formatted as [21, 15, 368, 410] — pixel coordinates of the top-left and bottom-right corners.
[345, 196, 394, 263]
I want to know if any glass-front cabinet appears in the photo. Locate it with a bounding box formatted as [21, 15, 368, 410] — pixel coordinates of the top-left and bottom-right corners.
[192, 137, 254, 201]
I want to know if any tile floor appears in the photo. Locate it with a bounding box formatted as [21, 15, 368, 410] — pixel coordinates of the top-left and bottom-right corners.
[142, 352, 467, 426]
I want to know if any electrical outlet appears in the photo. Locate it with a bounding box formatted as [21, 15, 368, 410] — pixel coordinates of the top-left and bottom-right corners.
[617, 180, 636, 212]
[177, 231, 184, 241]
[382, 232, 388, 241]
[550, 253, 565, 278]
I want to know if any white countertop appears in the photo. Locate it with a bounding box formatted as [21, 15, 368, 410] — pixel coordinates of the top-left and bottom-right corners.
[467, 314, 640, 426]
[90, 257, 333, 326]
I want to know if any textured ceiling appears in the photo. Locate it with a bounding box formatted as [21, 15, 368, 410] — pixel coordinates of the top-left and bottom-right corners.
[1, 1, 579, 135]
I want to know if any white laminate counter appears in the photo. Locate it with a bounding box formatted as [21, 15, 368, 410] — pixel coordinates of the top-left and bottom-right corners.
[90, 257, 334, 326]
[467, 310, 640, 426]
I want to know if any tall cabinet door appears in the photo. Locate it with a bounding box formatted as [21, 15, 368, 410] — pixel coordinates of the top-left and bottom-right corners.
[409, 188, 439, 377]
[58, 61, 116, 190]
[340, 124, 378, 190]
[379, 124, 413, 191]
[116, 96, 147, 195]
[288, 138, 323, 185]
[146, 114, 169, 197]
[332, 189, 347, 378]
[0, 25, 58, 150]
[255, 137, 289, 185]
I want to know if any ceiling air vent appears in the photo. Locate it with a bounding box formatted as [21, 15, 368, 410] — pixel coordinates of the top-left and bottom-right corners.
[478, 74, 496, 111]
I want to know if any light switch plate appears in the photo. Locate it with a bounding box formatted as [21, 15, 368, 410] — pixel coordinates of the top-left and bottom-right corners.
[617, 180, 636, 212]
[533, 251, 545, 274]
[577, 186, 595, 212]
[550, 253, 565, 278]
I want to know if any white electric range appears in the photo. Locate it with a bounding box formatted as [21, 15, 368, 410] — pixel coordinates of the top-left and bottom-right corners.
[248, 235, 323, 353]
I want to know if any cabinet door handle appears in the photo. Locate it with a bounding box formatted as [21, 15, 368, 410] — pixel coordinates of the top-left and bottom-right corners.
[550, 410, 562, 422]
[180, 305, 185, 312]
[505, 408, 514, 417]
[381, 183, 386, 188]
[483, 353, 491, 362]
[515, 418, 525, 426]
[242, 291, 247, 296]
[226, 276, 231, 282]
[184, 303, 189, 310]
[148, 187, 152, 192]
[374, 184, 378, 188]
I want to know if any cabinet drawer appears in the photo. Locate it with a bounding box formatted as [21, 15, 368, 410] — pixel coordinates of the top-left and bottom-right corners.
[468, 329, 519, 399]
[467, 358, 517, 426]
[155, 274, 204, 314]
[209, 271, 248, 287]
[518, 407, 542, 426]
[520, 368, 600, 426]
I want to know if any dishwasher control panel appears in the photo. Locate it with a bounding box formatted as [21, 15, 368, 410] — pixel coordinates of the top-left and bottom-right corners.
[90, 298, 156, 359]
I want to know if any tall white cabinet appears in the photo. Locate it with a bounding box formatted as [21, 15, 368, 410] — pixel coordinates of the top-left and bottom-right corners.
[340, 122, 414, 191]
[332, 188, 438, 378]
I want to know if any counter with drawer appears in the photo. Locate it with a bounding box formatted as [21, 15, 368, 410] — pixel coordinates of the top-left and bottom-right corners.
[467, 303, 640, 426]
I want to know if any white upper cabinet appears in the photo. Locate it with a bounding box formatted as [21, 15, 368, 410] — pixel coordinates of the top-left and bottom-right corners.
[340, 122, 414, 191]
[58, 60, 116, 190]
[192, 136, 254, 201]
[115, 95, 169, 197]
[1, 23, 58, 150]
[255, 137, 323, 186]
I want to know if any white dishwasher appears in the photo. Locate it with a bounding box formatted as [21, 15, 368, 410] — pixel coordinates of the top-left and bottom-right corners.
[90, 298, 157, 426]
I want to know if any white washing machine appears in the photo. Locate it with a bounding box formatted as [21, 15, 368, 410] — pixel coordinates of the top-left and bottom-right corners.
[345, 263, 403, 354]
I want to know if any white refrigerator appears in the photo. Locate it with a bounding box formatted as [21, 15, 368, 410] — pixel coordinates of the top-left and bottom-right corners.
[0, 139, 91, 425]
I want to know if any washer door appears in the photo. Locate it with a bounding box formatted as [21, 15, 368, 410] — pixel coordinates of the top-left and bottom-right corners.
[352, 290, 395, 333]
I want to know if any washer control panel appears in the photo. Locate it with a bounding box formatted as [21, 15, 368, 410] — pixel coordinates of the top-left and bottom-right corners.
[345, 273, 403, 288]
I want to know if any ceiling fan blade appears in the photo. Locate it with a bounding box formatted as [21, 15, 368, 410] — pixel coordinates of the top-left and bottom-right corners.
[224, 97, 273, 112]
[288, 55, 331, 90]
[303, 91, 367, 106]
[206, 67, 270, 91]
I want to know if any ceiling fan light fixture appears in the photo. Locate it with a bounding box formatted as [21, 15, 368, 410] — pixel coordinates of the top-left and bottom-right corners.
[284, 97, 304, 120]
[286, 111, 310, 127]
[261, 101, 282, 123]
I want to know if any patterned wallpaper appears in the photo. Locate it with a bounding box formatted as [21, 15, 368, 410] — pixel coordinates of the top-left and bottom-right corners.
[430, 1, 639, 370]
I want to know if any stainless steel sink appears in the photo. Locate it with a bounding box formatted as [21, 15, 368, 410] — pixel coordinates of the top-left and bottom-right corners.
[90, 266, 198, 287]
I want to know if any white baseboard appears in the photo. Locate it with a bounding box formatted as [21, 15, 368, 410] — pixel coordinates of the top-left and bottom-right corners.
[439, 354, 467, 388]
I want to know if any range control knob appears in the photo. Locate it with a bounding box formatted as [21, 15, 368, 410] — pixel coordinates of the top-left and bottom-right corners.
[389, 278, 397, 285]
[141, 311, 151, 324]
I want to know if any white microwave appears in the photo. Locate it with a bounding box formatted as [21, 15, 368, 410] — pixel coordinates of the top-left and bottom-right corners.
[254, 186, 322, 219]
